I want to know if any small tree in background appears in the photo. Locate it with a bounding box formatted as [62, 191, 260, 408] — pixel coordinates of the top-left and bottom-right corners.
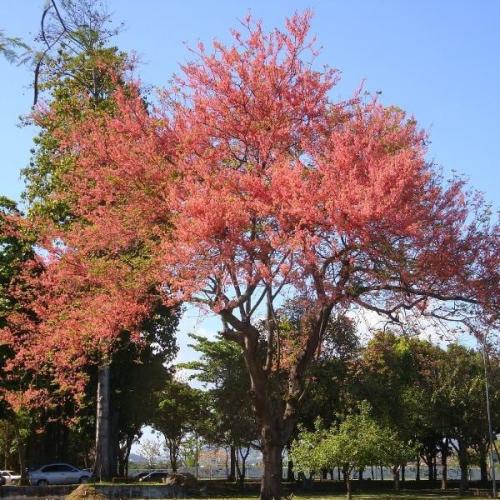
[152, 380, 207, 473]
[292, 402, 413, 500]
[380, 431, 416, 490]
[139, 436, 163, 470]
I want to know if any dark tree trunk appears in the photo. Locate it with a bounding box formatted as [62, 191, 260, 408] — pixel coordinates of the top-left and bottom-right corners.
[401, 465, 405, 482]
[380, 466, 384, 480]
[168, 441, 179, 472]
[94, 363, 112, 481]
[392, 467, 400, 491]
[426, 455, 434, 481]
[416, 456, 420, 481]
[479, 451, 488, 483]
[236, 446, 250, 485]
[229, 445, 236, 481]
[441, 439, 448, 490]
[286, 443, 295, 482]
[118, 435, 134, 478]
[344, 469, 352, 500]
[358, 468, 363, 480]
[457, 440, 469, 494]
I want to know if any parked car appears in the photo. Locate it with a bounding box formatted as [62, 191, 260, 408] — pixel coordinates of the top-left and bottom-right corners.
[0, 475, 5, 486]
[0, 470, 21, 485]
[138, 471, 168, 483]
[28, 463, 92, 486]
[133, 471, 150, 481]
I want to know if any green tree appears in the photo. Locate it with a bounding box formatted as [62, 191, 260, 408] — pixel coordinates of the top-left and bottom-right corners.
[152, 380, 207, 472]
[435, 344, 499, 493]
[181, 334, 258, 482]
[358, 331, 445, 482]
[292, 403, 381, 499]
[111, 304, 179, 477]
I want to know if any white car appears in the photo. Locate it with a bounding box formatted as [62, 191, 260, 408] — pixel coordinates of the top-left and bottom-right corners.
[0, 470, 21, 485]
[28, 463, 91, 486]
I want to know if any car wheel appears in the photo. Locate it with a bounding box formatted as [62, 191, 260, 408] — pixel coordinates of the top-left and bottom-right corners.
[79, 476, 89, 484]
[37, 479, 48, 486]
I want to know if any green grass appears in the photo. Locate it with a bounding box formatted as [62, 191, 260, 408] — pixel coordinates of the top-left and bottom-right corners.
[182, 493, 490, 499]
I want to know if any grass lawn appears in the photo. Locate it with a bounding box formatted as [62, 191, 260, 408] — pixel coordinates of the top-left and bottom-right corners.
[291, 495, 484, 499]
[194, 494, 490, 500]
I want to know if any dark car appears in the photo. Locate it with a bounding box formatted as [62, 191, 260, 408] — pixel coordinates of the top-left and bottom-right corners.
[138, 471, 168, 483]
[133, 471, 150, 481]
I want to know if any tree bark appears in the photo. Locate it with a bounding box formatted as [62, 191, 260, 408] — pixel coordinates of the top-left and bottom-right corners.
[416, 456, 420, 481]
[426, 454, 434, 481]
[441, 439, 448, 490]
[261, 440, 282, 500]
[229, 445, 236, 481]
[457, 440, 469, 494]
[392, 467, 400, 491]
[94, 363, 112, 481]
[345, 470, 352, 500]
[478, 444, 488, 484]
[168, 441, 179, 472]
[286, 443, 295, 482]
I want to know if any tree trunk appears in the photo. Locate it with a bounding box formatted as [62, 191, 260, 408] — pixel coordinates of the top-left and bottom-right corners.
[118, 436, 134, 478]
[168, 442, 179, 473]
[457, 441, 469, 494]
[441, 441, 448, 490]
[228, 304, 331, 499]
[392, 467, 400, 491]
[479, 451, 488, 483]
[229, 445, 236, 481]
[261, 440, 283, 500]
[286, 443, 295, 482]
[426, 455, 434, 481]
[236, 447, 250, 485]
[94, 363, 112, 481]
[416, 456, 420, 481]
[345, 471, 352, 500]
[401, 464, 405, 482]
